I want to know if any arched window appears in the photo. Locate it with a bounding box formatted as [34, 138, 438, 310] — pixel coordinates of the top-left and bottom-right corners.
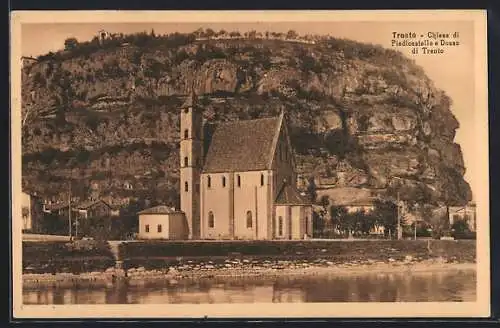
[260, 174, 264, 186]
[184, 107, 189, 114]
[184, 129, 189, 139]
[184, 156, 189, 167]
[222, 176, 226, 187]
[208, 211, 215, 228]
[237, 175, 241, 187]
[207, 175, 211, 188]
[278, 216, 283, 236]
[246, 211, 253, 228]
[184, 181, 189, 192]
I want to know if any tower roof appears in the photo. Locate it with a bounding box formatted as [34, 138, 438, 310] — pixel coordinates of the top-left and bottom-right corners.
[181, 89, 198, 108]
[275, 180, 311, 206]
[202, 115, 283, 173]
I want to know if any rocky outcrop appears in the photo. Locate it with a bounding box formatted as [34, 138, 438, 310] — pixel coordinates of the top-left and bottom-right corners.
[21, 36, 472, 206]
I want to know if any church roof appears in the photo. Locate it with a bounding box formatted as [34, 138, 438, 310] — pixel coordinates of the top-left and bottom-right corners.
[275, 181, 311, 206]
[202, 116, 282, 173]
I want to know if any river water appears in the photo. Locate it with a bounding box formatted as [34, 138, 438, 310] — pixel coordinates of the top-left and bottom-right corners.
[23, 269, 475, 304]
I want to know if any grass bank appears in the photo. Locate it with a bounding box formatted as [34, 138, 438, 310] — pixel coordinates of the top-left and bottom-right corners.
[23, 240, 115, 274]
[119, 239, 475, 270]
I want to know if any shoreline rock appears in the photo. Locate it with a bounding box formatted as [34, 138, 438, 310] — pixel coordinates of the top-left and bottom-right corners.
[23, 259, 476, 289]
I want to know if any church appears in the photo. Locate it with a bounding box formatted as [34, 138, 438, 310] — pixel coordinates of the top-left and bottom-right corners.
[179, 92, 312, 240]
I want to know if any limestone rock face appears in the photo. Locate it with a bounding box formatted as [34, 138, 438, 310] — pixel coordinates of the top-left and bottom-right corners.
[21, 37, 472, 206]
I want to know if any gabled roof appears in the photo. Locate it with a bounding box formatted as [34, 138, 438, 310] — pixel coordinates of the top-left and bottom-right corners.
[275, 181, 311, 206]
[203, 115, 283, 173]
[75, 199, 111, 210]
[137, 205, 179, 215]
[45, 203, 70, 211]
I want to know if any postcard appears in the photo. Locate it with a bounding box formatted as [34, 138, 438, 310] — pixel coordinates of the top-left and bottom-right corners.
[10, 10, 489, 318]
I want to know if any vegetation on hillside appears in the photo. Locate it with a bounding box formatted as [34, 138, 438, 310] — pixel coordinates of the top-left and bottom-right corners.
[22, 28, 472, 230]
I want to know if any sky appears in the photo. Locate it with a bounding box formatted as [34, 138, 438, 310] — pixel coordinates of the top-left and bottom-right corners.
[20, 20, 477, 200]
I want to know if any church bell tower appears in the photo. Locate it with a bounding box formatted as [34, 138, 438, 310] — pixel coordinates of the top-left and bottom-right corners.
[180, 91, 203, 239]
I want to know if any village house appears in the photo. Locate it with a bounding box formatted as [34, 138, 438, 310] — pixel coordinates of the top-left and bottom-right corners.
[44, 198, 118, 219]
[137, 205, 189, 240]
[179, 92, 312, 240]
[449, 202, 477, 232]
[72, 199, 117, 219]
[21, 191, 44, 232]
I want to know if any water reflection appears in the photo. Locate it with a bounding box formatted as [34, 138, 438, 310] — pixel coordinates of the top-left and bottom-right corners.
[23, 270, 476, 304]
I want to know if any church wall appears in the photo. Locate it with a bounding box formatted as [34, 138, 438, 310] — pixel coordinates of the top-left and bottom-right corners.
[200, 172, 232, 239]
[305, 206, 313, 238]
[291, 206, 304, 240]
[180, 167, 201, 239]
[274, 205, 290, 240]
[233, 170, 272, 240]
[168, 213, 189, 240]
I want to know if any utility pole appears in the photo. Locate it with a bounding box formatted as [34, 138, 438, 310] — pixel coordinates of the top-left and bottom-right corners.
[414, 220, 417, 240]
[397, 191, 402, 240]
[68, 180, 72, 241]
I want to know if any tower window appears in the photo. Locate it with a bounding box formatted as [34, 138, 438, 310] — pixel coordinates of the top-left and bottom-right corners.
[208, 211, 215, 228]
[157, 224, 162, 233]
[260, 174, 264, 186]
[246, 211, 253, 228]
[278, 216, 283, 236]
[184, 156, 189, 167]
[207, 175, 211, 188]
[184, 181, 189, 192]
[237, 175, 241, 187]
[184, 129, 189, 139]
[184, 108, 189, 114]
[222, 176, 226, 187]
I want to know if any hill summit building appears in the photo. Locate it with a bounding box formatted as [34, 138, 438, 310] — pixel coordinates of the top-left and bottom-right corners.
[177, 92, 312, 240]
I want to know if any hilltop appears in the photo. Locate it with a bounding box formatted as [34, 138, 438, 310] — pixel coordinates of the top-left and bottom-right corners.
[20, 29, 472, 208]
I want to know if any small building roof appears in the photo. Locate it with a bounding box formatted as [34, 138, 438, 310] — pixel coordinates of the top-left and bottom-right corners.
[74, 199, 112, 210]
[137, 205, 179, 215]
[203, 116, 282, 173]
[275, 180, 311, 206]
[45, 203, 70, 211]
[330, 197, 378, 207]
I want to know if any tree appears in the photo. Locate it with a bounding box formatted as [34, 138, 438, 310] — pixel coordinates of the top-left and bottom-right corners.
[306, 177, 318, 203]
[64, 37, 79, 51]
[452, 218, 470, 234]
[205, 28, 216, 39]
[329, 205, 347, 232]
[373, 199, 399, 239]
[286, 30, 298, 39]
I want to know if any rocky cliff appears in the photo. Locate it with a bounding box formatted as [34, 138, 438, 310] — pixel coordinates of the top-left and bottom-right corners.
[21, 32, 472, 207]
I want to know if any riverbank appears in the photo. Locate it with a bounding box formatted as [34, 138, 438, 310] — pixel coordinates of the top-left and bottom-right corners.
[23, 256, 476, 290]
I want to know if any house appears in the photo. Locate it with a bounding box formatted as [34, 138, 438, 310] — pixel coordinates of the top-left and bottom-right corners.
[342, 198, 377, 214]
[137, 205, 189, 240]
[21, 191, 43, 232]
[73, 199, 115, 219]
[449, 202, 476, 232]
[21, 56, 38, 68]
[179, 92, 312, 240]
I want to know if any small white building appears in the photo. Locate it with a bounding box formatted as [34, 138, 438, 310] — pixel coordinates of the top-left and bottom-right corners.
[137, 205, 189, 240]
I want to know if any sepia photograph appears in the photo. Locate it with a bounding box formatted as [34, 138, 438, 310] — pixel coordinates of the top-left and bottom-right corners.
[10, 10, 489, 318]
